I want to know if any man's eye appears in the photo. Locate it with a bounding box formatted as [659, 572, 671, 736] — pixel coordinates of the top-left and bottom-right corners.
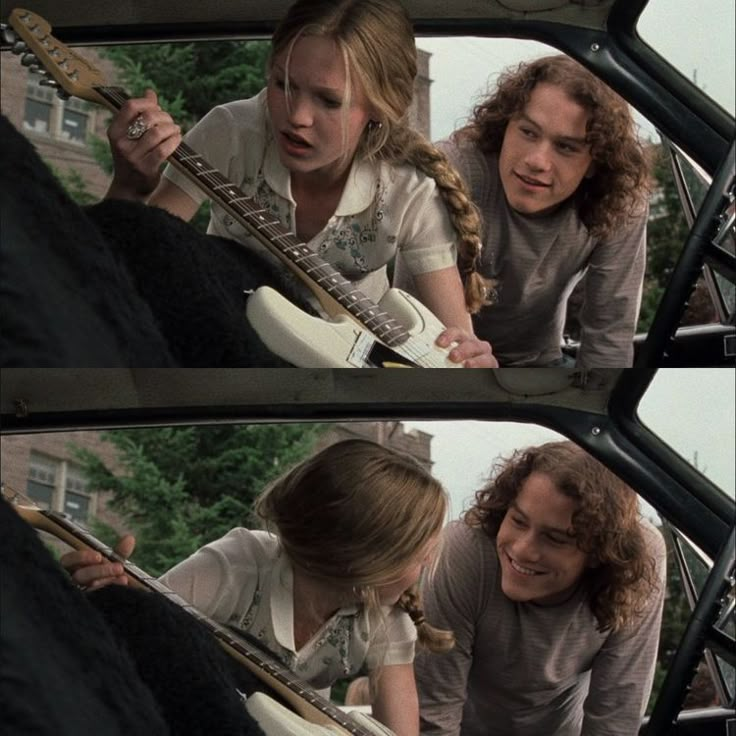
[557, 142, 579, 154]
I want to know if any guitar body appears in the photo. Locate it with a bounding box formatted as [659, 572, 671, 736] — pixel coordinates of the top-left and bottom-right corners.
[6, 7, 464, 369]
[247, 286, 462, 368]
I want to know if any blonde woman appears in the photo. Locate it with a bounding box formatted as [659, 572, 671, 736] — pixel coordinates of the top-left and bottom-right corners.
[104, 0, 495, 367]
[415, 441, 666, 736]
[62, 439, 454, 736]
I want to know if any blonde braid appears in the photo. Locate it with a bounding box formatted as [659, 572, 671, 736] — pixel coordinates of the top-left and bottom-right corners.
[377, 124, 496, 314]
[398, 584, 454, 653]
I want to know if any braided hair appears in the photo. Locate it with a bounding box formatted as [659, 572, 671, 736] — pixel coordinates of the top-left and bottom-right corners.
[271, 0, 495, 314]
[399, 583, 454, 653]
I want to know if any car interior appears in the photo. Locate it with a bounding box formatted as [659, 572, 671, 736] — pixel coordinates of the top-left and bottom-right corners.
[0, 1, 734, 735]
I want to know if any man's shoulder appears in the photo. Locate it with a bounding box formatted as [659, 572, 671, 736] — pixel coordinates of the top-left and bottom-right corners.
[444, 519, 498, 560]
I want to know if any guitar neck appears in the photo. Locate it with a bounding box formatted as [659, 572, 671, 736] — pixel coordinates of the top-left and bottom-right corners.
[16, 504, 372, 736]
[92, 85, 409, 348]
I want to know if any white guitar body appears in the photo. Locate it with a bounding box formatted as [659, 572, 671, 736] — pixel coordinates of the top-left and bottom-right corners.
[6, 8, 461, 369]
[247, 286, 461, 368]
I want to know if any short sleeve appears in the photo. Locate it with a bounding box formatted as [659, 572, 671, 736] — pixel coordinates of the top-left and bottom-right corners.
[364, 607, 417, 670]
[162, 93, 268, 208]
[389, 164, 458, 276]
[158, 528, 272, 623]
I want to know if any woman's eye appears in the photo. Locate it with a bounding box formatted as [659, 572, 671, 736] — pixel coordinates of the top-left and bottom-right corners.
[322, 97, 342, 109]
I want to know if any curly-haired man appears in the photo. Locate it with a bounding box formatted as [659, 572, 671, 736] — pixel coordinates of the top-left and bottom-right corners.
[396, 55, 653, 367]
[415, 441, 666, 736]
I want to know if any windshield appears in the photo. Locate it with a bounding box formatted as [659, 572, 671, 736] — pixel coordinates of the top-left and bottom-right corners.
[637, 0, 736, 117]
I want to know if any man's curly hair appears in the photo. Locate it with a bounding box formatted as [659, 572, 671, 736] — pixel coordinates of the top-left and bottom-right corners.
[453, 55, 653, 240]
[464, 441, 661, 633]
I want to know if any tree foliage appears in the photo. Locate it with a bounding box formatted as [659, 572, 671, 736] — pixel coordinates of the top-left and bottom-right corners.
[87, 40, 270, 230]
[73, 424, 326, 576]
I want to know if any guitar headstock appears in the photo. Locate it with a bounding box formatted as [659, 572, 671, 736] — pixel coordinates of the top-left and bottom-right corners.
[1, 481, 38, 509]
[4, 8, 109, 106]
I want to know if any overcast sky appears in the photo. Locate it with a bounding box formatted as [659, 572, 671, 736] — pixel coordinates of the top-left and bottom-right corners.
[404, 368, 735, 522]
[418, 0, 735, 142]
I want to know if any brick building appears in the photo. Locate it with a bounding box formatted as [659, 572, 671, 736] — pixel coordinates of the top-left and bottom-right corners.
[1, 45, 432, 199]
[0, 422, 433, 531]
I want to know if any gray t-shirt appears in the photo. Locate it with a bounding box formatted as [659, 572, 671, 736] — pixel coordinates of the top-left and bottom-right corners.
[396, 140, 647, 367]
[416, 520, 666, 736]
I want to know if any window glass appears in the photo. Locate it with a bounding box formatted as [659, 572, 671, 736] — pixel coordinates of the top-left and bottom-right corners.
[63, 490, 90, 522]
[60, 108, 88, 143]
[637, 369, 735, 498]
[637, 0, 735, 116]
[23, 97, 52, 134]
[27, 453, 57, 508]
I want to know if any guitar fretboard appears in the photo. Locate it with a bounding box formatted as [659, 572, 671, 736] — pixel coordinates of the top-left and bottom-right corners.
[94, 85, 410, 348]
[30, 507, 373, 736]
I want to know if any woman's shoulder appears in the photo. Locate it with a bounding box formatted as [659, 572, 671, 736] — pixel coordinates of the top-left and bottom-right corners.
[206, 527, 280, 565]
[195, 90, 269, 138]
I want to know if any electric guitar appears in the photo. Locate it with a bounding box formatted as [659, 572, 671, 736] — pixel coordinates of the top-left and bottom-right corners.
[1, 486, 385, 736]
[4, 8, 462, 368]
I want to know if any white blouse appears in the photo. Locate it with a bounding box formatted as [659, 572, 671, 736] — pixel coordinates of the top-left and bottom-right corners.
[159, 528, 416, 697]
[163, 89, 458, 309]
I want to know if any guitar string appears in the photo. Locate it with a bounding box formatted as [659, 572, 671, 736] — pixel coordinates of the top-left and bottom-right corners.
[97, 86, 412, 351]
[92, 85, 454, 362]
[24, 500, 370, 736]
[23, 30, 447, 362]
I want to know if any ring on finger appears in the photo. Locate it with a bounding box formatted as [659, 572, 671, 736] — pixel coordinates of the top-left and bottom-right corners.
[126, 114, 149, 141]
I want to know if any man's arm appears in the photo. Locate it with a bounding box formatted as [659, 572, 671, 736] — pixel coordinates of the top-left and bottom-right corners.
[415, 523, 481, 736]
[581, 524, 667, 735]
[577, 209, 648, 368]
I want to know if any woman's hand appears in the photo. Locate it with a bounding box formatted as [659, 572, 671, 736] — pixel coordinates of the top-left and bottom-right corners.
[60, 534, 136, 590]
[105, 89, 182, 201]
[436, 327, 497, 368]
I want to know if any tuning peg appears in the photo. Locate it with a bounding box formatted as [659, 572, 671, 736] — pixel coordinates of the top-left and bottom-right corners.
[20, 51, 38, 66]
[39, 78, 60, 89]
[12, 39, 28, 54]
[56, 89, 71, 101]
[1, 23, 18, 44]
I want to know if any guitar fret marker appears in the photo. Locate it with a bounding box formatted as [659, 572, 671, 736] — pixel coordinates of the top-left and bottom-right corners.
[11, 4, 419, 365]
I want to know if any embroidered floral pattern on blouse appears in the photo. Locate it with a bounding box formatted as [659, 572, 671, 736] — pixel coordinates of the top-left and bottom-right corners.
[312, 614, 359, 676]
[313, 176, 389, 277]
[255, 172, 291, 230]
[238, 585, 262, 631]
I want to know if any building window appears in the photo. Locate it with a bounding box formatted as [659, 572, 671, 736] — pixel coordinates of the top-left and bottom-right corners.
[27, 453, 57, 509]
[64, 465, 92, 522]
[26, 452, 93, 521]
[60, 98, 90, 144]
[23, 83, 54, 135]
[23, 77, 91, 144]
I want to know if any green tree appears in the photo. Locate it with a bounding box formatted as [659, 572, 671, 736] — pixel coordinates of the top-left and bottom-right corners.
[73, 424, 326, 575]
[48, 165, 99, 206]
[637, 145, 693, 333]
[87, 41, 270, 230]
[646, 520, 699, 714]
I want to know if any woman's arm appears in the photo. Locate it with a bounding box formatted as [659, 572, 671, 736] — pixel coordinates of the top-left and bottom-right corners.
[370, 662, 419, 736]
[413, 267, 497, 367]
